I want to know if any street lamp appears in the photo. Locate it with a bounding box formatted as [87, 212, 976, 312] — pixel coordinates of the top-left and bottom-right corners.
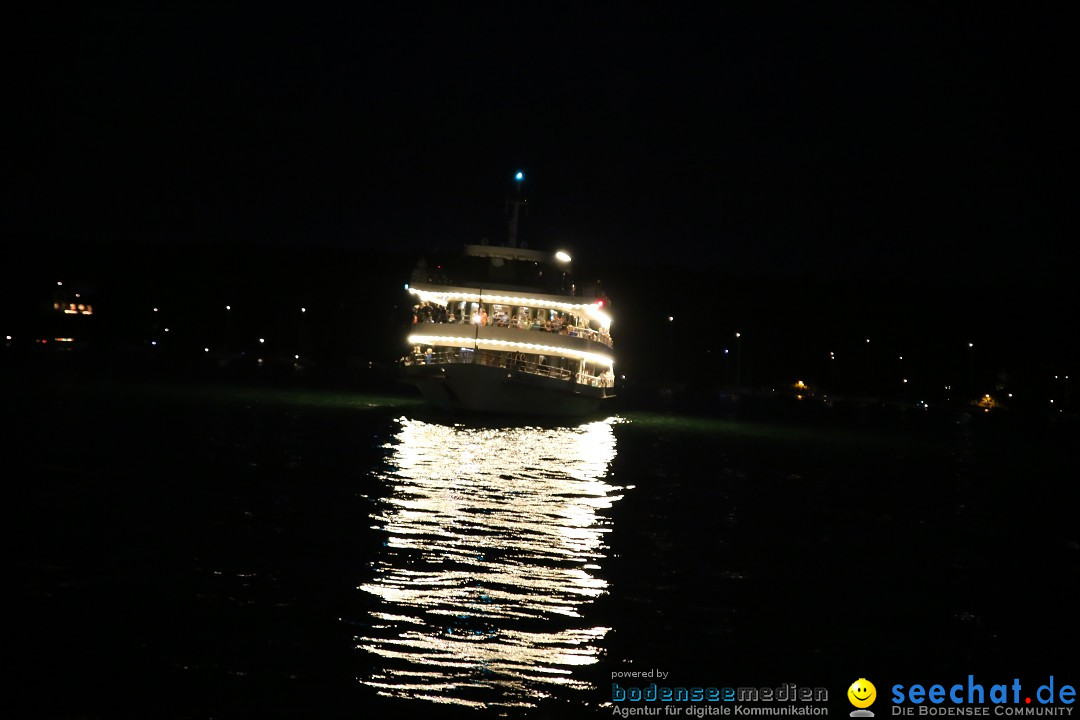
[863, 338, 871, 397]
[225, 305, 233, 354]
[967, 342, 975, 400]
[735, 332, 743, 388]
[664, 316, 676, 382]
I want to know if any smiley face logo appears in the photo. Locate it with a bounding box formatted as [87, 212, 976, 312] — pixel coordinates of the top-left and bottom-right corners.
[848, 678, 877, 709]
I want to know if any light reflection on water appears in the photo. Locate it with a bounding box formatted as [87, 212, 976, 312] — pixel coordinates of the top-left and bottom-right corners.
[358, 416, 623, 709]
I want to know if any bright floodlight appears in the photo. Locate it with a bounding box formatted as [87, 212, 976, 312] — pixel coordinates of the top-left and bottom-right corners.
[555, 250, 572, 262]
[515, 171, 524, 181]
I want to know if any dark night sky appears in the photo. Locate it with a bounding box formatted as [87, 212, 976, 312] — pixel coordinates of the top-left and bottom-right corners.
[8, 4, 1072, 285]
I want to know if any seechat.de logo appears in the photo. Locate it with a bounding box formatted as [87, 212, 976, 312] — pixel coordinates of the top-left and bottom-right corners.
[849, 679, 878, 718]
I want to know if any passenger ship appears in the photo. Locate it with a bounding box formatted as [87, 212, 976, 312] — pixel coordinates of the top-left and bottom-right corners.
[400, 180, 615, 415]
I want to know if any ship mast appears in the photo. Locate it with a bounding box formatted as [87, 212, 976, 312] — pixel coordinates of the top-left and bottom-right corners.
[506, 170, 526, 248]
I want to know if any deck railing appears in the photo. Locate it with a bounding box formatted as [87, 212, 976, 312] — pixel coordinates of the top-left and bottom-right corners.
[411, 317, 613, 348]
[403, 348, 615, 388]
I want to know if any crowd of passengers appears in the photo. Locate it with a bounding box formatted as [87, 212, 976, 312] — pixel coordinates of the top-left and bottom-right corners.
[411, 301, 610, 342]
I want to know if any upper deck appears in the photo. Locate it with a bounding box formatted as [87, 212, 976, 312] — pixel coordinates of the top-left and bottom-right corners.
[407, 281, 611, 342]
[409, 243, 603, 300]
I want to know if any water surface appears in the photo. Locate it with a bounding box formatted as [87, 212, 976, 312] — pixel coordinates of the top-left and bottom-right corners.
[8, 378, 1078, 718]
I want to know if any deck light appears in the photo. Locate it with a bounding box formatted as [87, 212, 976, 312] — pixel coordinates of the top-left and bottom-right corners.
[555, 251, 571, 263]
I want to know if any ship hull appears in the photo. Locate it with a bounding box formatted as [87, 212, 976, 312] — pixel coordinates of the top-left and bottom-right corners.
[402, 362, 614, 416]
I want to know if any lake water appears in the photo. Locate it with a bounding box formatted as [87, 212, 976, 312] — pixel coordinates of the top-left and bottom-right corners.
[8, 373, 1078, 718]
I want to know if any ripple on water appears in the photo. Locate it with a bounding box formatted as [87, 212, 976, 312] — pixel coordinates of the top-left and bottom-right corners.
[357, 416, 624, 709]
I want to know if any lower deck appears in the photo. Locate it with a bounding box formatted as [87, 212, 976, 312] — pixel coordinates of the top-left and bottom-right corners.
[401, 350, 615, 415]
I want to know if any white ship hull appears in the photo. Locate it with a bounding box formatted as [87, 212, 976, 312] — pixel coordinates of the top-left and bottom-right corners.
[403, 362, 614, 416]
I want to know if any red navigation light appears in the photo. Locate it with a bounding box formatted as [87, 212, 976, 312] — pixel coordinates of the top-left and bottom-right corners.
[597, 299, 605, 308]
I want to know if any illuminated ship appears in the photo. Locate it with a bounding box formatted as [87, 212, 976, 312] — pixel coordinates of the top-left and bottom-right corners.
[400, 174, 615, 415]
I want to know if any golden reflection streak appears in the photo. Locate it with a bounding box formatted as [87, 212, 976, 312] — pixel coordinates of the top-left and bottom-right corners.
[359, 416, 622, 708]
